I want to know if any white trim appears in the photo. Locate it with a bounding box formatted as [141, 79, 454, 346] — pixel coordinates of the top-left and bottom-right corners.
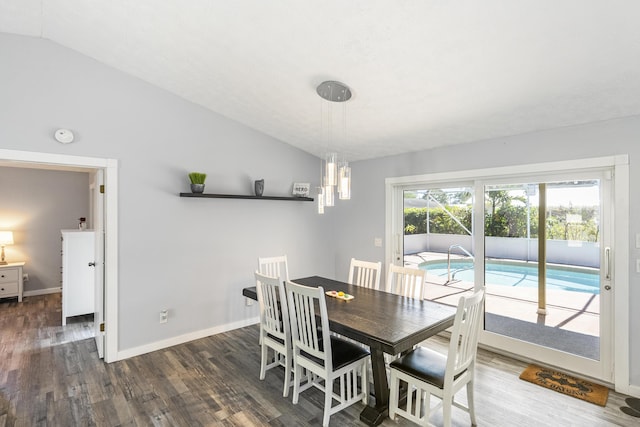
[385, 155, 626, 186]
[0, 149, 119, 363]
[613, 159, 630, 394]
[0, 149, 111, 169]
[117, 318, 259, 360]
[23, 287, 61, 297]
[386, 155, 630, 390]
[103, 161, 118, 362]
[629, 384, 640, 399]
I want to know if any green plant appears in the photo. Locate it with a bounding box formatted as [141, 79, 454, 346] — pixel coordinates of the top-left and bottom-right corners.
[188, 172, 207, 184]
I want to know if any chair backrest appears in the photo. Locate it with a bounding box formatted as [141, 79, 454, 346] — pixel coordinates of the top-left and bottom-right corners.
[446, 289, 485, 378]
[348, 258, 382, 289]
[386, 264, 426, 298]
[258, 255, 290, 282]
[285, 280, 332, 371]
[254, 271, 290, 343]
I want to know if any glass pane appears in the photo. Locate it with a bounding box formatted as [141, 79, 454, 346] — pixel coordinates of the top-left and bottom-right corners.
[402, 187, 476, 306]
[483, 180, 601, 360]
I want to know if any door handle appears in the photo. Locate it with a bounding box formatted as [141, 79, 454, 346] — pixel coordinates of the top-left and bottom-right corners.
[88, 262, 96, 267]
[604, 247, 611, 280]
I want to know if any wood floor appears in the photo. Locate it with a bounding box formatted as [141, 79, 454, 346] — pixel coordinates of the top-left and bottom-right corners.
[0, 293, 637, 426]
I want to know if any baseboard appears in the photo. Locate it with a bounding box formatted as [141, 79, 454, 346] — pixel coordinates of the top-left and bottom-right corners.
[23, 287, 61, 297]
[627, 384, 640, 399]
[115, 316, 260, 361]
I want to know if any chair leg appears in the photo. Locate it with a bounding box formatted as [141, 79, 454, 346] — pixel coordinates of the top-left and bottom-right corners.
[259, 344, 268, 380]
[282, 353, 291, 397]
[323, 378, 332, 427]
[467, 380, 477, 426]
[292, 363, 301, 404]
[388, 373, 398, 420]
[442, 392, 453, 427]
[422, 390, 431, 426]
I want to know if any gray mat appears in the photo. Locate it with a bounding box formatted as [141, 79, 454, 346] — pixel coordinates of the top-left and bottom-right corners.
[485, 312, 599, 360]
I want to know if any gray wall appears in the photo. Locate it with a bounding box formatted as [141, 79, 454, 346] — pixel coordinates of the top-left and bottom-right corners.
[0, 33, 335, 351]
[0, 167, 90, 292]
[338, 118, 640, 387]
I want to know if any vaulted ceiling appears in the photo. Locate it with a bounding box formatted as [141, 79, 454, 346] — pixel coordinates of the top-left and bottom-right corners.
[2, 1, 639, 161]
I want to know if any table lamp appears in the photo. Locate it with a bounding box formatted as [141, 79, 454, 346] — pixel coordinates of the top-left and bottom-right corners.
[0, 231, 14, 265]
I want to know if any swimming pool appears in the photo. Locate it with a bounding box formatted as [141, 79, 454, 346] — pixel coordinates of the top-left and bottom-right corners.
[420, 261, 600, 294]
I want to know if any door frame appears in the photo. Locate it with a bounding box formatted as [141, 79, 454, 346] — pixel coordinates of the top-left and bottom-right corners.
[0, 148, 119, 363]
[385, 155, 630, 393]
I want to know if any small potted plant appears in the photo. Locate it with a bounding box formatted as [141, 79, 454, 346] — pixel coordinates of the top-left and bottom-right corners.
[189, 172, 207, 193]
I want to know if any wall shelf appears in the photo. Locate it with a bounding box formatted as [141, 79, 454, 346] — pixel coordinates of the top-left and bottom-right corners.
[179, 193, 314, 202]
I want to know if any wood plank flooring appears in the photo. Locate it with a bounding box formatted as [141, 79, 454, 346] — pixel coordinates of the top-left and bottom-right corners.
[0, 293, 637, 426]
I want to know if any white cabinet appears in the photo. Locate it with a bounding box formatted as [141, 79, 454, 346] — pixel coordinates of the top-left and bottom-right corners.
[0, 262, 25, 302]
[61, 230, 95, 325]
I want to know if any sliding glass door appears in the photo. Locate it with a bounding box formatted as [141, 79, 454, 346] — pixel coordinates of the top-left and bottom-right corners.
[482, 176, 610, 366]
[388, 161, 617, 383]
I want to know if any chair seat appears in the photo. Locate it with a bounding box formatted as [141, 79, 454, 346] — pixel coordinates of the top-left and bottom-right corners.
[390, 346, 463, 389]
[331, 336, 370, 370]
[265, 333, 285, 345]
[302, 336, 370, 371]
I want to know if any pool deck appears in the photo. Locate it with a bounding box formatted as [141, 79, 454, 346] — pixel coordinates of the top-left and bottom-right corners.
[404, 252, 600, 340]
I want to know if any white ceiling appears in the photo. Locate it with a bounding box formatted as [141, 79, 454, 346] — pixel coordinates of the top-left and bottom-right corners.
[2, 1, 640, 161]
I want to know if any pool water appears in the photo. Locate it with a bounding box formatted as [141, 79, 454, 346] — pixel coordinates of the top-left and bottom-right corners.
[421, 261, 600, 294]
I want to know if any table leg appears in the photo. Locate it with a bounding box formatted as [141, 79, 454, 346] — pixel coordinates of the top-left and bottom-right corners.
[359, 348, 388, 426]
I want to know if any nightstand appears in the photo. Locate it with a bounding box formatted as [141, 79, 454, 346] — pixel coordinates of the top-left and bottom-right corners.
[0, 262, 26, 302]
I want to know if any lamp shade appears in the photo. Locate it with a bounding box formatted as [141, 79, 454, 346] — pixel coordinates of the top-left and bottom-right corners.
[0, 231, 14, 246]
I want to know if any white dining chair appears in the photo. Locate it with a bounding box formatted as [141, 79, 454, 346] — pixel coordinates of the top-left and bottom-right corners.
[258, 255, 290, 282]
[384, 264, 428, 367]
[286, 280, 370, 427]
[348, 258, 382, 290]
[254, 271, 293, 397]
[256, 255, 289, 345]
[386, 264, 426, 298]
[388, 289, 485, 427]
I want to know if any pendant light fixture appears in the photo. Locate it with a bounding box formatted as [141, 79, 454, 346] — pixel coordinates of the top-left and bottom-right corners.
[316, 80, 352, 214]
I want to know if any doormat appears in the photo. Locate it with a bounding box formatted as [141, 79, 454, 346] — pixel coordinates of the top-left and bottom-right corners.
[519, 364, 609, 406]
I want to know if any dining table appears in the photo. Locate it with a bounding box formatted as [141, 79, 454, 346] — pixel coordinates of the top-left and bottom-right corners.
[242, 275, 457, 426]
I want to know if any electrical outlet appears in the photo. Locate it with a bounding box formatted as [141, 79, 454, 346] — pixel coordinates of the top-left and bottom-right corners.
[159, 309, 168, 324]
[374, 237, 383, 247]
[23, 273, 29, 281]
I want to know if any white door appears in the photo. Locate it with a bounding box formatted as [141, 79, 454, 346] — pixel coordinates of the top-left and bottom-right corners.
[91, 170, 105, 358]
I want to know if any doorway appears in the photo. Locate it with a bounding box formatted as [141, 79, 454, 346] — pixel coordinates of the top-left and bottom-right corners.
[386, 155, 629, 386]
[0, 148, 119, 362]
